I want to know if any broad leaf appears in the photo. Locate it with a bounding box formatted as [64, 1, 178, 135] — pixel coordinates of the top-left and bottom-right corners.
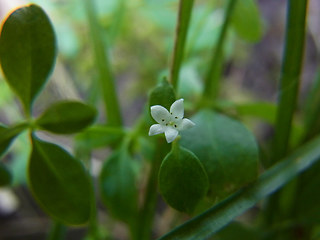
[28, 136, 92, 225]
[75, 125, 125, 149]
[0, 162, 12, 186]
[149, 79, 176, 110]
[159, 145, 209, 213]
[0, 124, 28, 156]
[36, 101, 97, 134]
[235, 102, 276, 124]
[181, 110, 259, 200]
[99, 147, 138, 224]
[231, 0, 263, 42]
[0, 4, 56, 113]
[158, 134, 320, 240]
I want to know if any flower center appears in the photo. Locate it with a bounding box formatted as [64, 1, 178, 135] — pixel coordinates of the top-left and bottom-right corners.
[167, 121, 177, 128]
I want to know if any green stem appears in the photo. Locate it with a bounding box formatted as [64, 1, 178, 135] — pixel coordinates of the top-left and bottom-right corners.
[271, 0, 308, 164]
[303, 65, 320, 141]
[75, 139, 102, 240]
[84, 0, 122, 127]
[134, 139, 170, 240]
[87, 153, 103, 240]
[266, 0, 308, 235]
[202, 0, 237, 101]
[157, 134, 320, 240]
[108, 0, 126, 45]
[46, 221, 66, 240]
[169, 0, 194, 90]
[88, 189, 102, 240]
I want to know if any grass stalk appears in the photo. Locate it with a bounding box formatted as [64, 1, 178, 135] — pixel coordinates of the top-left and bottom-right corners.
[84, 0, 122, 126]
[271, 0, 308, 164]
[46, 221, 66, 240]
[134, 139, 169, 240]
[266, 0, 308, 235]
[303, 65, 320, 141]
[202, 0, 237, 101]
[169, 0, 194, 90]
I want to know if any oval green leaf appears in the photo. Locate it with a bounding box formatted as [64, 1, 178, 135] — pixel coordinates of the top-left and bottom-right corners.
[75, 125, 125, 149]
[180, 110, 259, 201]
[158, 134, 320, 240]
[231, 0, 263, 42]
[36, 101, 97, 134]
[28, 136, 93, 225]
[149, 79, 176, 110]
[0, 4, 56, 113]
[0, 162, 12, 186]
[0, 123, 28, 156]
[159, 145, 209, 214]
[99, 148, 138, 224]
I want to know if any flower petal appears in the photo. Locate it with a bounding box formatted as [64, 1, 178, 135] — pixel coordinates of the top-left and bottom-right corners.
[178, 118, 195, 131]
[151, 105, 171, 124]
[170, 99, 184, 119]
[149, 124, 165, 136]
[164, 127, 179, 143]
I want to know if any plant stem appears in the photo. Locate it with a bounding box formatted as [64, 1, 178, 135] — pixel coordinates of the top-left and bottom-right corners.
[303, 65, 320, 141]
[108, 0, 126, 45]
[271, 0, 308, 164]
[75, 138, 102, 240]
[134, 139, 169, 240]
[169, 0, 194, 90]
[265, 0, 308, 236]
[46, 221, 66, 240]
[202, 0, 237, 101]
[88, 189, 103, 240]
[84, 0, 122, 127]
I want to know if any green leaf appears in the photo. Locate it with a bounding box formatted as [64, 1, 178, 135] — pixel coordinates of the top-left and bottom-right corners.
[214, 101, 276, 124]
[231, 0, 263, 42]
[158, 145, 209, 213]
[99, 147, 138, 224]
[75, 125, 125, 149]
[0, 162, 12, 186]
[158, 134, 320, 240]
[149, 79, 176, 110]
[28, 136, 93, 225]
[36, 101, 97, 134]
[0, 123, 28, 156]
[180, 110, 259, 200]
[235, 102, 276, 124]
[0, 4, 56, 113]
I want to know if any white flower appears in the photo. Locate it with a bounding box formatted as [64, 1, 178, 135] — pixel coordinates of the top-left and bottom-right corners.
[148, 99, 195, 143]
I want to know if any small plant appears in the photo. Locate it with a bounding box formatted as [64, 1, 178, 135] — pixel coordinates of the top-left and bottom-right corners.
[0, 0, 317, 240]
